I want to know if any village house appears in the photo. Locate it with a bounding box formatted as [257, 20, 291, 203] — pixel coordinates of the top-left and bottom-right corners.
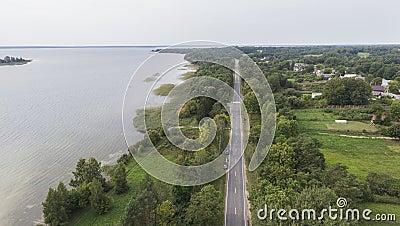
[341, 74, 365, 81]
[372, 85, 385, 96]
[294, 63, 306, 72]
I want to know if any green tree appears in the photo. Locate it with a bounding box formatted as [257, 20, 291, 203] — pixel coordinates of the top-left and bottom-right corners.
[148, 129, 160, 145]
[323, 78, 371, 105]
[366, 172, 399, 197]
[258, 143, 296, 186]
[117, 153, 132, 166]
[113, 163, 129, 194]
[156, 200, 177, 226]
[68, 182, 91, 210]
[70, 157, 106, 188]
[387, 124, 400, 139]
[120, 175, 158, 226]
[42, 182, 69, 226]
[292, 187, 339, 225]
[389, 81, 400, 94]
[185, 185, 223, 225]
[89, 179, 110, 215]
[323, 163, 363, 204]
[244, 91, 260, 113]
[276, 116, 299, 139]
[288, 136, 325, 174]
[213, 114, 229, 152]
[390, 101, 400, 121]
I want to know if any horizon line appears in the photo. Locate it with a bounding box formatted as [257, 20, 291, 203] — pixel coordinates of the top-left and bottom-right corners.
[1, 43, 400, 49]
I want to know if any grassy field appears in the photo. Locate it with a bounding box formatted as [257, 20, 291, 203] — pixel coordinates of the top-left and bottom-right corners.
[294, 108, 400, 225]
[294, 108, 399, 179]
[326, 121, 378, 132]
[359, 202, 400, 225]
[310, 132, 400, 179]
[295, 108, 338, 129]
[295, 109, 377, 132]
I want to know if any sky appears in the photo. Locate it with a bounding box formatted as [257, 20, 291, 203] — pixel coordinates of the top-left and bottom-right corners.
[1, 0, 399, 46]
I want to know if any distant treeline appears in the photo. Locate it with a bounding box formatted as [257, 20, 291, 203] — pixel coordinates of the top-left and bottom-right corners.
[0, 56, 30, 64]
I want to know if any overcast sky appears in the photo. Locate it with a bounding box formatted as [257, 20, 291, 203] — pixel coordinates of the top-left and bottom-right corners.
[1, 0, 399, 46]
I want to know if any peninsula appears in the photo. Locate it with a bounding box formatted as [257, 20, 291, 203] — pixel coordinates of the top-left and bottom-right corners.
[0, 56, 31, 66]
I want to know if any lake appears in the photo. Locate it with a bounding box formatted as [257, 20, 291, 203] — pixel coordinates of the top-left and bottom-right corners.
[0, 47, 188, 225]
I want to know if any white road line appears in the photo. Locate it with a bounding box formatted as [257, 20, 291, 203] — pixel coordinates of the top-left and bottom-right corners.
[235, 171, 237, 177]
[235, 187, 237, 194]
[235, 207, 237, 215]
[236, 60, 248, 226]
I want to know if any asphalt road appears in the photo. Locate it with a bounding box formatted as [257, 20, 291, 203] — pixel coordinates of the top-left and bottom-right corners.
[224, 59, 248, 226]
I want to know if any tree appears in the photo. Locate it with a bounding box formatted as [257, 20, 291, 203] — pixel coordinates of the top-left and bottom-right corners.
[258, 143, 296, 186]
[69, 158, 86, 188]
[244, 91, 260, 113]
[323, 163, 363, 204]
[70, 157, 106, 188]
[148, 129, 160, 145]
[389, 81, 400, 94]
[366, 172, 399, 197]
[42, 183, 69, 226]
[292, 187, 339, 225]
[89, 179, 110, 215]
[275, 116, 299, 139]
[156, 200, 177, 226]
[390, 101, 400, 121]
[288, 136, 325, 174]
[185, 185, 223, 225]
[387, 124, 400, 139]
[117, 153, 132, 166]
[324, 68, 333, 74]
[323, 78, 371, 105]
[213, 114, 229, 152]
[113, 163, 129, 194]
[120, 175, 158, 226]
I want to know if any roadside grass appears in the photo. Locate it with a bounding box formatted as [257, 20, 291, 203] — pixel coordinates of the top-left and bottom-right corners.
[67, 159, 146, 226]
[153, 84, 175, 96]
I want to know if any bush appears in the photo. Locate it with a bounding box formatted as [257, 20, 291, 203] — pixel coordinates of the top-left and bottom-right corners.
[366, 172, 399, 197]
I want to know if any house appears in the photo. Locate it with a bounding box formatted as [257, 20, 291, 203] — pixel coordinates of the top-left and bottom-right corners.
[294, 63, 306, 72]
[341, 74, 365, 81]
[335, 120, 347, 124]
[372, 85, 385, 96]
[312, 93, 323, 99]
[315, 70, 323, 76]
[323, 74, 334, 80]
[382, 79, 392, 88]
[381, 92, 400, 100]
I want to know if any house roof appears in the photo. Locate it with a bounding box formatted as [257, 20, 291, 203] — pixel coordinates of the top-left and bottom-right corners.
[372, 85, 385, 92]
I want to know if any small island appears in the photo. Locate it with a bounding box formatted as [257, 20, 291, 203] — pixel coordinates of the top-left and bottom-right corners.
[0, 56, 31, 66]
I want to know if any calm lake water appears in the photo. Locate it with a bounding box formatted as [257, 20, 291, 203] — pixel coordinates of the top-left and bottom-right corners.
[0, 47, 187, 225]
